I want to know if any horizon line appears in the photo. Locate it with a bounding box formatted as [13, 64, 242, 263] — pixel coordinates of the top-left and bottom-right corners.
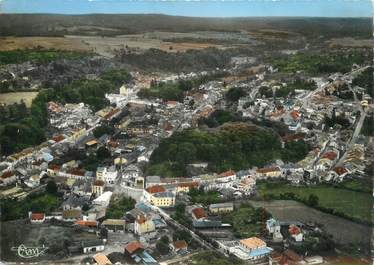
[0, 12, 372, 18]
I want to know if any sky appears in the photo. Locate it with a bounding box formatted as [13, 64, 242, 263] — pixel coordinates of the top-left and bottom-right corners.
[0, 0, 372, 17]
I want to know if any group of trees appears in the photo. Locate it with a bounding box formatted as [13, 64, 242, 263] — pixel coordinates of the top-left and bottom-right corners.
[0, 49, 89, 65]
[119, 47, 243, 73]
[93, 124, 115, 138]
[225, 87, 246, 102]
[147, 123, 309, 177]
[222, 204, 271, 238]
[188, 188, 221, 205]
[271, 50, 371, 74]
[147, 124, 282, 176]
[105, 196, 136, 219]
[156, 236, 170, 255]
[352, 66, 373, 98]
[0, 193, 61, 221]
[138, 72, 227, 102]
[281, 141, 309, 163]
[199, 109, 241, 128]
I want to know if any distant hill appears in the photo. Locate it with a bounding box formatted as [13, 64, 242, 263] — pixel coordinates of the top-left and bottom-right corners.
[0, 14, 371, 38]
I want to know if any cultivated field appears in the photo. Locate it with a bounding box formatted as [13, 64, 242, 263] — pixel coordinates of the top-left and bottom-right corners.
[0, 36, 90, 52]
[257, 183, 372, 223]
[250, 200, 371, 246]
[0, 92, 39, 107]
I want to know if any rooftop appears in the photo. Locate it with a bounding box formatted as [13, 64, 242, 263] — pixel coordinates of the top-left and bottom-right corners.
[125, 241, 144, 255]
[146, 185, 166, 194]
[240, 237, 266, 250]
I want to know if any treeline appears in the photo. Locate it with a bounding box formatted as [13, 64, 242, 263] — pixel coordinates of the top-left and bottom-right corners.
[0, 69, 131, 156]
[138, 72, 227, 102]
[146, 123, 309, 177]
[352, 67, 373, 98]
[119, 47, 253, 73]
[271, 49, 371, 74]
[0, 193, 61, 221]
[0, 49, 89, 65]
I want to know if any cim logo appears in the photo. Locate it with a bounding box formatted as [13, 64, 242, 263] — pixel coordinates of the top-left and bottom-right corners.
[11, 244, 49, 258]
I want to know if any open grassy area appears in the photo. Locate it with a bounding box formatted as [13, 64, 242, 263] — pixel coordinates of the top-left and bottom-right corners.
[257, 182, 373, 223]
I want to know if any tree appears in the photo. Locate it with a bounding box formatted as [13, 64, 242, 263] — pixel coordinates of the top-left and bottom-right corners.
[97, 147, 111, 160]
[156, 240, 170, 255]
[46, 180, 58, 194]
[307, 194, 319, 207]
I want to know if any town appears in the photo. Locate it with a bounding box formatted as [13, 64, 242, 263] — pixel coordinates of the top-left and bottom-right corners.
[0, 12, 373, 265]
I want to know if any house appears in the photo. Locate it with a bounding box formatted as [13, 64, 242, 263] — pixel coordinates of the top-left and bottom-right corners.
[93, 253, 112, 265]
[47, 164, 61, 177]
[143, 185, 169, 204]
[124, 241, 144, 256]
[149, 191, 176, 208]
[93, 191, 113, 207]
[192, 207, 207, 220]
[209, 202, 234, 214]
[239, 237, 272, 260]
[29, 212, 45, 224]
[82, 240, 105, 254]
[102, 219, 126, 233]
[289, 224, 303, 242]
[75, 220, 98, 229]
[134, 214, 155, 235]
[256, 167, 282, 179]
[96, 166, 118, 185]
[92, 180, 105, 196]
[145, 176, 161, 188]
[236, 177, 256, 194]
[266, 218, 283, 242]
[61, 194, 89, 211]
[175, 182, 199, 193]
[0, 171, 17, 186]
[63, 209, 82, 222]
[25, 174, 41, 188]
[171, 240, 188, 253]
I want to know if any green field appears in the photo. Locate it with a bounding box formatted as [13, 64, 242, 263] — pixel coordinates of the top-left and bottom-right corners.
[257, 182, 373, 223]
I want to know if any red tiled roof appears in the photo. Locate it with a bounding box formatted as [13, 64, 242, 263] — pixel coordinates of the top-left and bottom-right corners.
[104, 108, 120, 120]
[290, 110, 301, 120]
[135, 214, 148, 224]
[31, 213, 45, 220]
[322, 151, 337, 161]
[0, 171, 14, 179]
[288, 225, 301, 235]
[125, 241, 144, 254]
[256, 167, 280, 174]
[48, 164, 61, 171]
[146, 185, 166, 194]
[75, 220, 98, 227]
[334, 166, 348, 175]
[282, 133, 305, 143]
[52, 135, 65, 143]
[67, 168, 86, 176]
[192, 207, 207, 219]
[178, 182, 199, 188]
[108, 140, 119, 148]
[282, 249, 303, 262]
[94, 180, 105, 186]
[220, 170, 236, 177]
[173, 240, 188, 250]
